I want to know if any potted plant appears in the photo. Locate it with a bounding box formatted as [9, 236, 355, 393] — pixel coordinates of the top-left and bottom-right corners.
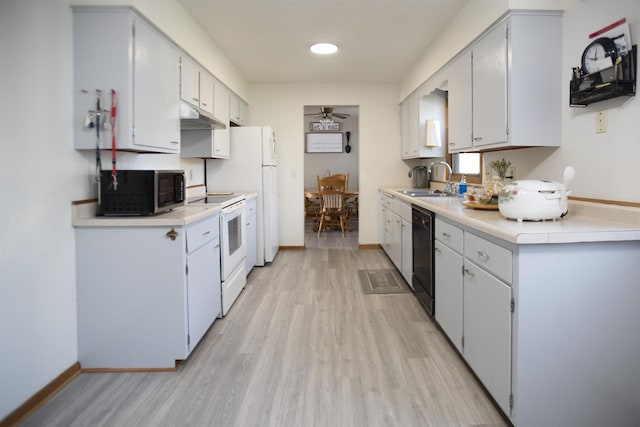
[489, 158, 511, 179]
[488, 158, 511, 195]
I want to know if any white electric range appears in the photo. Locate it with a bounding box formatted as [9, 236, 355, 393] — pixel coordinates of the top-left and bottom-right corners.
[189, 193, 246, 316]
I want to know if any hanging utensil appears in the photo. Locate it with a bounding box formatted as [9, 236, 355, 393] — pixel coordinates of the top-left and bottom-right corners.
[345, 131, 351, 153]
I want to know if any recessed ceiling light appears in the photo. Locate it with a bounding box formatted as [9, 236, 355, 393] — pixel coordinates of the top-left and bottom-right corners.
[310, 42, 339, 55]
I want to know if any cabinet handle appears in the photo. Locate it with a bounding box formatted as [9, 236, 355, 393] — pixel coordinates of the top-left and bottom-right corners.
[463, 267, 475, 278]
[170, 141, 179, 144]
[450, 142, 456, 146]
[201, 102, 207, 107]
[166, 228, 178, 241]
[434, 247, 442, 254]
[192, 97, 199, 102]
[202, 231, 210, 237]
[442, 232, 451, 239]
[476, 250, 490, 262]
[473, 137, 483, 142]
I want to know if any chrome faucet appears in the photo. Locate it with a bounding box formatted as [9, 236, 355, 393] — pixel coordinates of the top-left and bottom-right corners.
[428, 161, 454, 194]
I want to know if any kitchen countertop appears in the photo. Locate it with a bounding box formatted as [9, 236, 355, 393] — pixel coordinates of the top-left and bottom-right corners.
[72, 201, 221, 227]
[381, 187, 640, 245]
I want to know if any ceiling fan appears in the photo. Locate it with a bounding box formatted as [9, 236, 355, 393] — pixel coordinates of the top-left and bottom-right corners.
[305, 106, 351, 122]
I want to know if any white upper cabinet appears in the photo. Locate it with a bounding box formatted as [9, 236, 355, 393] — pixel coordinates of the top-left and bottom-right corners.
[401, 76, 448, 159]
[447, 50, 473, 151]
[229, 94, 248, 126]
[199, 72, 214, 116]
[448, 12, 562, 153]
[213, 80, 231, 158]
[180, 56, 214, 116]
[73, 8, 180, 153]
[180, 56, 200, 109]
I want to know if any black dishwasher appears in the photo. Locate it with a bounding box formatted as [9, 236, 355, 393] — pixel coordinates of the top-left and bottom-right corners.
[412, 205, 435, 316]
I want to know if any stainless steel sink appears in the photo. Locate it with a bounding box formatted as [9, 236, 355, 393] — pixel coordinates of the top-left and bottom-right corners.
[399, 189, 455, 197]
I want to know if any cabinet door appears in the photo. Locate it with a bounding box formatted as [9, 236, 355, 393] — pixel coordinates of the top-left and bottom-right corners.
[379, 201, 387, 247]
[133, 18, 180, 152]
[180, 56, 200, 108]
[463, 261, 512, 414]
[186, 240, 220, 351]
[435, 240, 463, 352]
[388, 211, 402, 269]
[199, 72, 214, 116]
[472, 21, 508, 147]
[401, 217, 412, 284]
[448, 50, 473, 151]
[406, 93, 420, 158]
[400, 99, 412, 158]
[213, 80, 230, 125]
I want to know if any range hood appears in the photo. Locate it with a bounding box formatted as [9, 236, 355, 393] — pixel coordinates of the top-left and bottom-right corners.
[180, 102, 227, 131]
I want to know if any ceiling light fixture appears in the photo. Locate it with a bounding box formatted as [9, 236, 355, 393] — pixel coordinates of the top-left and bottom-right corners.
[310, 42, 338, 55]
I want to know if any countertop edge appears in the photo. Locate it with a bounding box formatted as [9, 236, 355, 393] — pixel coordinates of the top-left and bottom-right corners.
[381, 187, 640, 245]
[72, 202, 222, 227]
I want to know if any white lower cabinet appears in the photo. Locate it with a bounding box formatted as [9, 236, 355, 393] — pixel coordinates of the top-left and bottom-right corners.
[434, 217, 512, 416]
[76, 213, 221, 369]
[245, 198, 257, 274]
[434, 239, 463, 352]
[463, 259, 512, 415]
[379, 192, 412, 283]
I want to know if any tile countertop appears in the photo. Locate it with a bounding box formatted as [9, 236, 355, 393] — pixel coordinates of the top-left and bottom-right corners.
[381, 187, 640, 245]
[72, 202, 222, 227]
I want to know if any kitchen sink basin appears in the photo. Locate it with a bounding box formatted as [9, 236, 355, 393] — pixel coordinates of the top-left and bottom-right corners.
[399, 189, 455, 197]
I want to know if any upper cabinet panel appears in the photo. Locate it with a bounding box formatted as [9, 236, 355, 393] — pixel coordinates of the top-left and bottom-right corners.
[73, 8, 180, 153]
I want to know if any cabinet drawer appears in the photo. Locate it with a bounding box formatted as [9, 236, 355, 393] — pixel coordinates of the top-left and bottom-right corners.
[435, 218, 463, 254]
[464, 232, 512, 283]
[186, 214, 219, 254]
[246, 198, 257, 217]
[383, 193, 395, 211]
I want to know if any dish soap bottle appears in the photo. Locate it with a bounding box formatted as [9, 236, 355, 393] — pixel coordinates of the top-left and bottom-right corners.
[458, 175, 467, 196]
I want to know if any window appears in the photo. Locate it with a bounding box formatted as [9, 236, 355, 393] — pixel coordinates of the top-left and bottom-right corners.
[447, 152, 483, 184]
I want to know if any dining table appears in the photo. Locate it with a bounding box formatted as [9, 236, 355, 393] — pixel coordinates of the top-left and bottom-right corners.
[304, 188, 359, 232]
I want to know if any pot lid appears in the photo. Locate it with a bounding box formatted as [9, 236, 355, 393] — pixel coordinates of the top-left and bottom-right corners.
[508, 179, 563, 192]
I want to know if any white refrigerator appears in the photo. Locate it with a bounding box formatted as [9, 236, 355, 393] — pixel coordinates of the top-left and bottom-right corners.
[207, 126, 279, 266]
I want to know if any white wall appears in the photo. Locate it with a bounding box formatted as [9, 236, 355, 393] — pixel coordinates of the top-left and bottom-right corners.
[249, 84, 405, 246]
[0, 0, 246, 420]
[0, 1, 83, 419]
[402, 0, 640, 204]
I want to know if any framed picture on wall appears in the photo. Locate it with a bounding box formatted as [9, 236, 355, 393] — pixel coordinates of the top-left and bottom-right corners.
[305, 132, 343, 153]
[311, 122, 340, 131]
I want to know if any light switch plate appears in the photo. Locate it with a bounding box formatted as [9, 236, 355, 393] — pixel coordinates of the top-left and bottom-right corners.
[596, 110, 608, 134]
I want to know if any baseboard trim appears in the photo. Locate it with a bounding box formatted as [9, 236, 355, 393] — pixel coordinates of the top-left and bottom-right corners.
[0, 361, 81, 427]
[81, 359, 182, 373]
[359, 244, 382, 250]
[279, 245, 305, 251]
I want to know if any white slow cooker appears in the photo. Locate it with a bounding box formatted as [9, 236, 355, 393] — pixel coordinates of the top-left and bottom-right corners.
[498, 179, 570, 222]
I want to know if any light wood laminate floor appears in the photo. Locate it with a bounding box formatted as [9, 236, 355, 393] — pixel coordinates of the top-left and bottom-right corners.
[23, 240, 507, 426]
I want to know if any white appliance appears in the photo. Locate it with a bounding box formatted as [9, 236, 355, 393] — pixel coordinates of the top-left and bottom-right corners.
[207, 126, 279, 266]
[190, 193, 246, 316]
[498, 167, 575, 222]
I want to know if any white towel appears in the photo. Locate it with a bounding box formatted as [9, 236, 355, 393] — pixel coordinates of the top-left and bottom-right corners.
[425, 119, 441, 148]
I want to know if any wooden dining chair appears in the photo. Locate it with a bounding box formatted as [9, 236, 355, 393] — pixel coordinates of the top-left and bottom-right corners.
[316, 175, 347, 236]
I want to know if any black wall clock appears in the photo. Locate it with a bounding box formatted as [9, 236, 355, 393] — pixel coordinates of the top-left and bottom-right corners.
[581, 37, 618, 74]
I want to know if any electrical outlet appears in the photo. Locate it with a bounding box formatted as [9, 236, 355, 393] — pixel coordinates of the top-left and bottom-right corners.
[596, 110, 608, 134]
[188, 169, 193, 180]
[508, 166, 516, 180]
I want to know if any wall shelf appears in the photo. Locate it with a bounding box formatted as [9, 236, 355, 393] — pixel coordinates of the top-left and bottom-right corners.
[570, 45, 636, 107]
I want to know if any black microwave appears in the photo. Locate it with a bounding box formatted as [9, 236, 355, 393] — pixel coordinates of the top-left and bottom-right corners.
[99, 170, 185, 216]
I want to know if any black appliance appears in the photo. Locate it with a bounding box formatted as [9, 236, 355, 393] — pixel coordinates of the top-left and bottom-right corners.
[412, 205, 435, 316]
[99, 170, 185, 216]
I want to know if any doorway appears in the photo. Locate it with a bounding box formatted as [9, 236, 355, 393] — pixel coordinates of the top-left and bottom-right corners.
[303, 105, 359, 248]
